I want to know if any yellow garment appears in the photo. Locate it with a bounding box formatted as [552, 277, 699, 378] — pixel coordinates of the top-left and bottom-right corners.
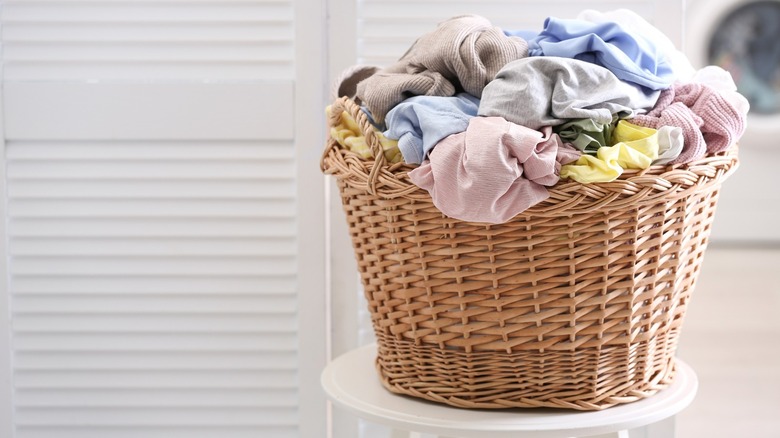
[611, 120, 657, 144]
[560, 121, 660, 183]
[326, 106, 402, 163]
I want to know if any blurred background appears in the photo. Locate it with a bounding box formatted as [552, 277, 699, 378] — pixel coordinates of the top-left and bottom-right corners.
[677, 2, 780, 436]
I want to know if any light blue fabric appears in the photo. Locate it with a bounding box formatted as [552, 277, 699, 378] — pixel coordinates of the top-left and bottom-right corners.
[528, 17, 674, 93]
[384, 93, 480, 164]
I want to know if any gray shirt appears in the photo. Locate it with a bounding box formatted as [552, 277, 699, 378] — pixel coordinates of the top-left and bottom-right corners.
[478, 57, 635, 130]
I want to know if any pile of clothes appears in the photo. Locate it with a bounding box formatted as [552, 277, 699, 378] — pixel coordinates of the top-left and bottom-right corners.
[328, 9, 748, 223]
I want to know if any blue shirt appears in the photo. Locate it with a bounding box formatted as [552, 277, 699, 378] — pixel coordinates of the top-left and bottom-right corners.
[384, 93, 480, 164]
[528, 17, 674, 93]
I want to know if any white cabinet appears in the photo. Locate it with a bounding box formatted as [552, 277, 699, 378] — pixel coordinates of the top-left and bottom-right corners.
[0, 1, 327, 437]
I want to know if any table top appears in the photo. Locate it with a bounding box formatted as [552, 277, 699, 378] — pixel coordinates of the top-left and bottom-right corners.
[321, 344, 698, 438]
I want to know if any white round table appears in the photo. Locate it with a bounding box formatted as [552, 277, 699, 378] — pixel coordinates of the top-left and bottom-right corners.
[321, 344, 698, 438]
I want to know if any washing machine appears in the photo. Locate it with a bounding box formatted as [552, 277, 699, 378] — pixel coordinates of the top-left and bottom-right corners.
[687, 0, 780, 147]
[685, 0, 780, 241]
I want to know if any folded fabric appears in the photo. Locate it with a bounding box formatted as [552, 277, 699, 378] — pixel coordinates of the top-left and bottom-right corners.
[691, 65, 750, 117]
[577, 9, 696, 82]
[331, 65, 380, 103]
[528, 17, 675, 93]
[356, 15, 528, 123]
[560, 135, 659, 183]
[326, 106, 403, 164]
[612, 120, 684, 165]
[555, 142, 583, 166]
[408, 116, 580, 224]
[384, 93, 480, 164]
[611, 119, 655, 144]
[555, 117, 617, 154]
[560, 143, 652, 183]
[629, 82, 745, 163]
[358, 71, 457, 125]
[654, 126, 685, 165]
[479, 57, 634, 130]
[618, 81, 662, 113]
[560, 119, 688, 182]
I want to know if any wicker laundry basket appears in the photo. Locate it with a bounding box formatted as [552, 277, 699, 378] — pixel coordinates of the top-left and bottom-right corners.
[321, 96, 739, 411]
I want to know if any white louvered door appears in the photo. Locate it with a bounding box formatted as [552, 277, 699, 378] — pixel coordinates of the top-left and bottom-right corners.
[5, 142, 300, 438]
[0, 1, 328, 437]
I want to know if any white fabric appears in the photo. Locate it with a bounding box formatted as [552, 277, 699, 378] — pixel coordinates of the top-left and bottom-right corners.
[655, 126, 685, 165]
[691, 65, 751, 117]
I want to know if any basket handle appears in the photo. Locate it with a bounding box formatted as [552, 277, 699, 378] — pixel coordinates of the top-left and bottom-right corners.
[323, 96, 387, 195]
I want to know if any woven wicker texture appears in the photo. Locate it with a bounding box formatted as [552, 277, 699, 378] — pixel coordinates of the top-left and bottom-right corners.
[321, 96, 739, 410]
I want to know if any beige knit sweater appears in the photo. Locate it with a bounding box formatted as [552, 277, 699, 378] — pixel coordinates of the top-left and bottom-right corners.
[356, 15, 528, 123]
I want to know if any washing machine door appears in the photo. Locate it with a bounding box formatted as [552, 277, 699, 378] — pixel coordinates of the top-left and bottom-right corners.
[686, 0, 780, 242]
[687, 0, 780, 146]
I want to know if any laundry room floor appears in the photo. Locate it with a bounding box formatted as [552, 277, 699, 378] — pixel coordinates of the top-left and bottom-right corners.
[676, 246, 780, 437]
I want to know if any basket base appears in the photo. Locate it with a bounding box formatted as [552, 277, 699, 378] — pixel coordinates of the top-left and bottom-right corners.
[375, 334, 677, 411]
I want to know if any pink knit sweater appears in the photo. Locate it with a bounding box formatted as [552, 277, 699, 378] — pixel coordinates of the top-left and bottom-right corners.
[630, 82, 745, 164]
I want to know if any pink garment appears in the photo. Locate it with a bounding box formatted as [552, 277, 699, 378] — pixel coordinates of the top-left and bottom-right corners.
[408, 116, 580, 224]
[630, 82, 745, 164]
